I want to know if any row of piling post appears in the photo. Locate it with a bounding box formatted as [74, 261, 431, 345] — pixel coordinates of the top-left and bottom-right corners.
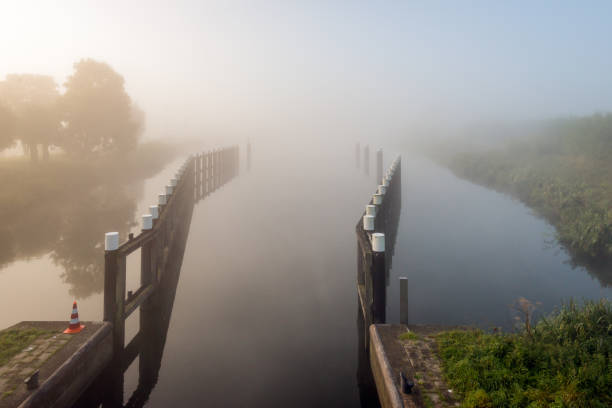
[356, 143, 384, 184]
[102, 145, 240, 385]
[357, 154, 402, 328]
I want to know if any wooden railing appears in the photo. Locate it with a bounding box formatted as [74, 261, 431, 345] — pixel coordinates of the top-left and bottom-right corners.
[103, 146, 239, 372]
[356, 155, 402, 337]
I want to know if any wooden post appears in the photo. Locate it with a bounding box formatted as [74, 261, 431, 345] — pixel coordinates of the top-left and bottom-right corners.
[195, 154, 201, 201]
[247, 140, 251, 171]
[103, 232, 119, 323]
[104, 232, 126, 373]
[364, 145, 369, 176]
[376, 149, 383, 182]
[371, 233, 386, 323]
[400, 277, 408, 325]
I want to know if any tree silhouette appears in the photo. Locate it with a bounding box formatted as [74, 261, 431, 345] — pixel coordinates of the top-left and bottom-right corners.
[0, 104, 16, 151]
[0, 74, 59, 160]
[18, 103, 59, 161]
[61, 59, 142, 156]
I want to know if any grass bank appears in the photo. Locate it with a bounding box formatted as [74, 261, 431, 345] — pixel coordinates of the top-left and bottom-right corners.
[436, 299, 611, 407]
[436, 114, 612, 281]
[0, 328, 54, 367]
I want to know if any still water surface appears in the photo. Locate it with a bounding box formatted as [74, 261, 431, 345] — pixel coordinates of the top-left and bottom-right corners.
[0, 141, 609, 407]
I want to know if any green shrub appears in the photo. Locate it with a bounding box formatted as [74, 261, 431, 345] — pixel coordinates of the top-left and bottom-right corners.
[437, 299, 612, 407]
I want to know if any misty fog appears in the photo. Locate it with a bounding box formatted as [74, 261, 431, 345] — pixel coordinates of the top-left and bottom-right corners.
[1, 2, 611, 407]
[3, 1, 612, 145]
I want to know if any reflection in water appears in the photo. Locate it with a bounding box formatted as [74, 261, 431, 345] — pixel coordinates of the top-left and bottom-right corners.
[567, 253, 612, 288]
[53, 183, 144, 298]
[0, 164, 169, 298]
[73, 148, 238, 407]
[73, 201, 190, 407]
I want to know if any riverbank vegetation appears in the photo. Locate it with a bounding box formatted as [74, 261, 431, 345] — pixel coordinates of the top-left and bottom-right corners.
[0, 59, 184, 297]
[437, 114, 612, 279]
[436, 299, 611, 407]
[0, 140, 178, 297]
[0, 59, 144, 162]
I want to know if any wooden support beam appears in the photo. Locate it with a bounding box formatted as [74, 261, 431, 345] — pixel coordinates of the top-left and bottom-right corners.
[124, 284, 154, 318]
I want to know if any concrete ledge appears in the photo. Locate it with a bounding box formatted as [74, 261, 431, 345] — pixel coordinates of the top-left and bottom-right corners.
[369, 324, 404, 408]
[18, 322, 112, 408]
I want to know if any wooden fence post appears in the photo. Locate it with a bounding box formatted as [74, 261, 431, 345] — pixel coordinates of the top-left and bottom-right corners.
[399, 277, 408, 325]
[376, 148, 383, 182]
[371, 233, 386, 323]
[103, 232, 125, 365]
[196, 154, 202, 201]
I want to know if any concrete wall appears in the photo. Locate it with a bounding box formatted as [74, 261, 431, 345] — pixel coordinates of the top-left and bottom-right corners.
[19, 322, 113, 408]
[369, 324, 403, 408]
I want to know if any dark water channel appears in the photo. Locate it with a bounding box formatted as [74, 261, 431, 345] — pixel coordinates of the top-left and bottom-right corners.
[1, 140, 609, 407]
[385, 155, 610, 330]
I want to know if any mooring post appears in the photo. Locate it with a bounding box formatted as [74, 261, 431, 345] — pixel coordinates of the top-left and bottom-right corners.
[208, 151, 212, 193]
[371, 232, 386, 323]
[103, 232, 119, 323]
[195, 153, 201, 201]
[363, 215, 375, 232]
[104, 231, 125, 372]
[364, 145, 370, 176]
[399, 277, 408, 325]
[141, 215, 154, 291]
[158, 193, 167, 214]
[218, 149, 222, 186]
[247, 140, 252, 171]
[366, 204, 376, 216]
[376, 148, 383, 182]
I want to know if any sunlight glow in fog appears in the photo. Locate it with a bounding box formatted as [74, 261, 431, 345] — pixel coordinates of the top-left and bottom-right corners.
[1, 1, 612, 143]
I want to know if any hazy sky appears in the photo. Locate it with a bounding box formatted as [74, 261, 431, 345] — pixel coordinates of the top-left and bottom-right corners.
[2, 1, 611, 141]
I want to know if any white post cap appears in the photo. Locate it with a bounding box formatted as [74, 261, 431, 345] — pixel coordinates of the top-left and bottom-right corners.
[373, 193, 383, 205]
[142, 214, 153, 230]
[366, 204, 377, 216]
[166, 185, 173, 195]
[377, 185, 386, 195]
[158, 193, 167, 205]
[105, 232, 119, 251]
[170, 178, 178, 187]
[372, 233, 385, 252]
[149, 205, 159, 219]
[363, 215, 375, 231]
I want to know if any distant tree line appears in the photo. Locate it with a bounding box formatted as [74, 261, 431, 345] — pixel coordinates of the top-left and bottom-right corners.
[0, 59, 144, 161]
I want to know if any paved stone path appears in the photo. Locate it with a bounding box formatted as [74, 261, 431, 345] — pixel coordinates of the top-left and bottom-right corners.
[376, 324, 462, 408]
[0, 330, 71, 399]
[400, 329, 459, 407]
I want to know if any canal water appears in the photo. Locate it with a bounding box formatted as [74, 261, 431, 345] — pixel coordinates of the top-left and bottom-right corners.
[0, 139, 609, 407]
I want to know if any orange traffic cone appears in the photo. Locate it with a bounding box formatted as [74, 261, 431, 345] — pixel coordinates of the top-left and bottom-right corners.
[63, 301, 85, 334]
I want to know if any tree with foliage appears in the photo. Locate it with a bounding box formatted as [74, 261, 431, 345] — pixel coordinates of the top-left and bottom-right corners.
[61, 59, 143, 156]
[0, 104, 16, 151]
[0, 74, 60, 161]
